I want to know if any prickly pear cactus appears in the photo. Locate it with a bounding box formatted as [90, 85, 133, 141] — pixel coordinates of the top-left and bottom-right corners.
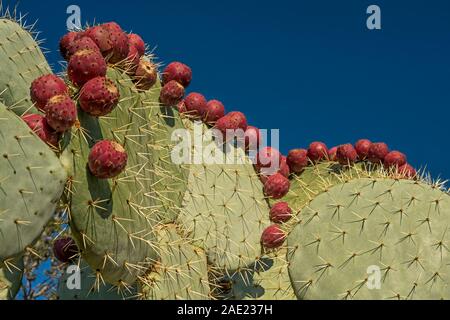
[62, 68, 188, 285]
[178, 120, 271, 273]
[0, 257, 24, 300]
[140, 224, 211, 300]
[0, 18, 51, 115]
[0, 104, 67, 261]
[287, 178, 450, 299]
[57, 260, 137, 300]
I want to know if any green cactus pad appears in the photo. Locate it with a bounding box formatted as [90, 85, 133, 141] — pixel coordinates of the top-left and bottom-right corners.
[0, 105, 67, 261]
[140, 224, 211, 300]
[0, 18, 51, 115]
[0, 257, 23, 300]
[178, 120, 271, 272]
[63, 68, 187, 285]
[287, 178, 450, 299]
[215, 249, 296, 300]
[57, 261, 137, 300]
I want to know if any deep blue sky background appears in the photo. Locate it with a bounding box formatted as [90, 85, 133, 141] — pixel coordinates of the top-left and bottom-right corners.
[4, 0, 450, 180]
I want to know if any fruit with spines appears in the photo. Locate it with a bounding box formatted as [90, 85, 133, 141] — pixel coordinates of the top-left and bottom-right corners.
[45, 95, 77, 132]
[215, 111, 248, 139]
[307, 141, 328, 163]
[184, 92, 207, 118]
[328, 146, 338, 161]
[60, 31, 79, 59]
[264, 173, 290, 199]
[257, 147, 282, 173]
[355, 139, 372, 159]
[245, 126, 261, 152]
[79, 76, 120, 117]
[162, 62, 192, 87]
[286, 149, 308, 173]
[384, 150, 407, 168]
[30, 74, 68, 112]
[53, 237, 79, 263]
[204, 100, 225, 124]
[134, 59, 158, 90]
[66, 37, 100, 59]
[68, 49, 107, 87]
[128, 33, 145, 56]
[159, 80, 185, 106]
[336, 144, 358, 165]
[22, 114, 60, 147]
[368, 142, 389, 164]
[270, 202, 293, 223]
[398, 163, 416, 178]
[261, 225, 286, 249]
[88, 140, 128, 179]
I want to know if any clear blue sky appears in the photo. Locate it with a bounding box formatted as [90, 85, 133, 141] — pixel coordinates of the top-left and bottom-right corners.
[4, 0, 450, 180]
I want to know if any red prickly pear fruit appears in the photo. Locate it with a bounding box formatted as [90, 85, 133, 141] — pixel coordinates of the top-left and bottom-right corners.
[88, 140, 128, 179]
[261, 225, 286, 249]
[215, 112, 248, 140]
[134, 59, 158, 91]
[79, 77, 120, 117]
[328, 146, 338, 161]
[68, 49, 107, 87]
[245, 126, 261, 151]
[257, 147, 282, 171]
[160, 80, 185, 106]
[336, 144, 358, 165]
[102, 22, 122, 33]
[398, 163, 416, 178]
[384, 151, 407, 168]
[108, 30, 129, 64]
[307, 141, 328, 163]
[84, 25, 113, 56]
[66, 36, 100, 60]
[368, 142, 389, 164]
[45, 95, 77, 133]
[286, 149, 308, 173]
[128, 33, 146, 57]
[184, 93, 208, 118]
[30, 74, 68, 112]
[279, 156, 291, 178]
[177, 100, 187, 113]
[60, 32, 78, 60]
[355, 139, 372, 160]
[270, 202, 293, 223]
[204, 100, 225, 124]
[264, 173, 290, 199]
[53, 237, 79, 263]
[126, 45, 141, 72]
[162, 62, 192, 88]
[22, 114, 61, 147]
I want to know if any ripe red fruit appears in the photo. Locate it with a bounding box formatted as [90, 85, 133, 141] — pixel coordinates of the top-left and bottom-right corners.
[107, 29, 129, 64]
[307, 141, 329, 163]
[177, 100, 187, 113]
[368, 142, 389, 164]
[59, 32, 78, 60]
[355, 139, 372, 160]
[286, 149, 308, 173]
[245, 126, 261, 152]
[128, 33, 145, 56]
[215, 112, 248, 143]
[336, 144, 358, 165]
[279, 156, 291, 178]
[184, 93, 208, 118]
[22, 114, 60, 147]
[68, 49, 107, 87]
[45, 95, 77, 132]
[264, 173, 290, 199]
[88, 140, 128, 179]
[84, 25, 113, 56]
[66, 36, 100, 59]
[270, 202, 293, 223]
[102, 22, 122, 33]
[134, 59, 158, 90]
[398, 163, 416, 178]
[79, 77, 120, 117]
[30, 74, 68, 112]
[162, 62, 192, 88]
[257, 147, 282, 171]
[261, 225, 286, 249]
[384, 151, 407, 168]
[159, 80, 185, 106]
[85, 24, 129, 64]
[53, 237, 79, 263]
[328, 146, 338, 161]
[204, 100, 225, 124]
[127, 45, 141, 72]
